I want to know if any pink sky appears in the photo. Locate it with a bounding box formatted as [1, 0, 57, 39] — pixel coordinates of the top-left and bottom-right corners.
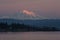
[0, 0, 60, 19]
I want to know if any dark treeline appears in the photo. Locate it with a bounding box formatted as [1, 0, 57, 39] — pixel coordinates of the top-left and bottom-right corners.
[0, 23, 59, 32]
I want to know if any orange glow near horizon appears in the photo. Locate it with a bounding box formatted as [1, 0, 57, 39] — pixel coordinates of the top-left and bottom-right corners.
[23, 10, 36, 17]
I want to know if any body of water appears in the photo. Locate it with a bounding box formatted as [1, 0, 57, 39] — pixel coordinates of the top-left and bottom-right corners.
[0, 32, 60, 40]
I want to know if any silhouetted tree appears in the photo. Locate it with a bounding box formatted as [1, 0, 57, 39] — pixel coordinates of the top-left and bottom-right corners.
[0, 22, 59, 32]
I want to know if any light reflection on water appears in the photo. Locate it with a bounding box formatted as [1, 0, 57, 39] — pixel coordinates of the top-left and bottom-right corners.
[0, 32, 60, 40]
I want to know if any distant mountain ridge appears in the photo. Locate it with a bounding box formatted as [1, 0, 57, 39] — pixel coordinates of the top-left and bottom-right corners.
[0, 18, 60, 28]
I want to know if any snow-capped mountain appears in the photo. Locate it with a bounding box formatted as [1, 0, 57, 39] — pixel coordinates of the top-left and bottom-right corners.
[0, 10, 48, 20]
[15, 10, 47, 20]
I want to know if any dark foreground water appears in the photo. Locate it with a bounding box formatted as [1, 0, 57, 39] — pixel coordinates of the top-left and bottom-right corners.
[0, 32, 60, 40]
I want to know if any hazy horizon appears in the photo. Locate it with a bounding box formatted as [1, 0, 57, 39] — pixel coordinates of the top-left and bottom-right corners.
[0, 0, 60, 19]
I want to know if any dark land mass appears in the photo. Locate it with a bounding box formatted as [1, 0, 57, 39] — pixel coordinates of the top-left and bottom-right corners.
[0, 22, 59, 32]
[0, 18, 60, 32]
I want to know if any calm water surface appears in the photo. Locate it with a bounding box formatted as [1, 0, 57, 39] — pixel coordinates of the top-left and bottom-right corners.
[0, 32, 60, 40]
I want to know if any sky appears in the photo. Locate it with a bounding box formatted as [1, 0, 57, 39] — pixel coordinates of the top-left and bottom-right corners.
[0, 0, 60, 19]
